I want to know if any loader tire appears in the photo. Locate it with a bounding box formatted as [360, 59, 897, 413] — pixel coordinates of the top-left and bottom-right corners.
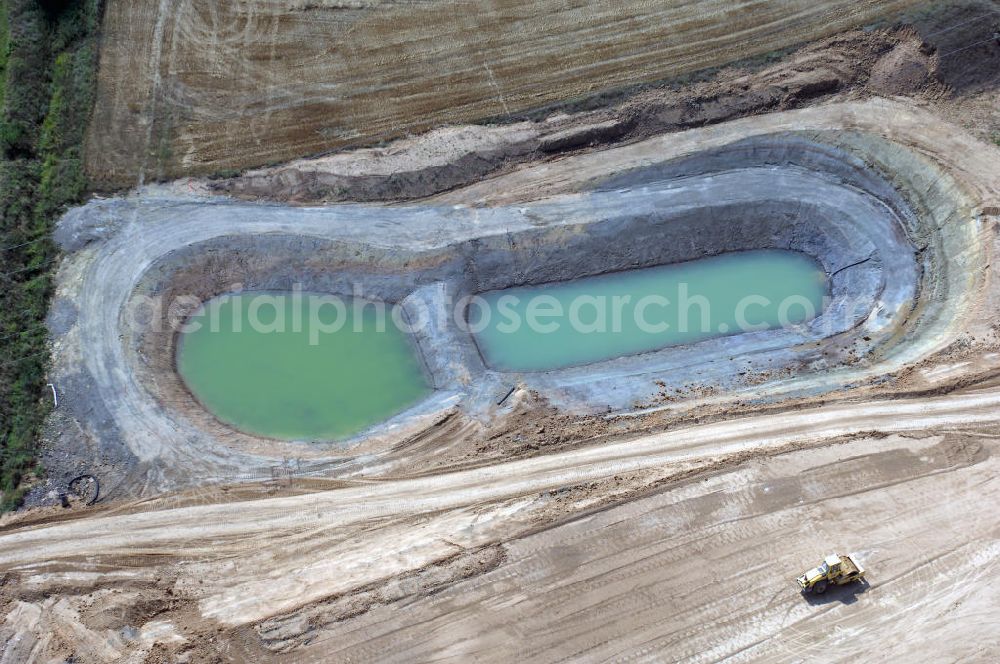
[814, 581, 828, 595]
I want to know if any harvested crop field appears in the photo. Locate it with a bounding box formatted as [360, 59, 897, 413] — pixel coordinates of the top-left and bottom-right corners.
[3, 2, 1000, 662]
[86, 0, 927, 185]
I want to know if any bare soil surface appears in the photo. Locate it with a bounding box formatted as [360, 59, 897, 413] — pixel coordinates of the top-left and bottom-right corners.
[283, 431, 1000, 663]
[905, 0, 1000, 94]
[216, 26, 917, 204]
[85, 0, 926, 186]
[4, 392, 1000, 662]
[37, 97, 1000, 502]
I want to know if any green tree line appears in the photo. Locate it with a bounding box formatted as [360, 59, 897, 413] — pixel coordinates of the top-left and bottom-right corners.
[0, 0, 100, 509]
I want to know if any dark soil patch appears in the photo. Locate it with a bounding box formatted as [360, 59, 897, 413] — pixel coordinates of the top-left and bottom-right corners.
[907, 1, 1000, 93]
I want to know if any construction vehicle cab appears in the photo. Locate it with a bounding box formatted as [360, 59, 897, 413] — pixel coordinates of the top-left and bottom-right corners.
[796, 553, 865, 594]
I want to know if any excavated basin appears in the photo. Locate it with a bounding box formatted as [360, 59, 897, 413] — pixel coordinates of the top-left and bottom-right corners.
[53, 125, 982, 463]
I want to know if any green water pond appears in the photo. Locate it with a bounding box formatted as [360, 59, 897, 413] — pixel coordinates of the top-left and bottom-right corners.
[469, 250, 827, 371]
[176, 292, 431, 441]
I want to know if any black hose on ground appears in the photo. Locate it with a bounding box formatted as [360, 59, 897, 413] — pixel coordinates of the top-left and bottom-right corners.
[67, 474, 100, 506]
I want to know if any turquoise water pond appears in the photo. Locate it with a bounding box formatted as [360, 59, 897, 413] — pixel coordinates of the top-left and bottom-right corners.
[469, 250, 827, 372]
[177, 292, 430, 441]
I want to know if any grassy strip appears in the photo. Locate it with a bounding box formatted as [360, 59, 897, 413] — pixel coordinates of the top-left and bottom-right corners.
[0, 0, 100, 510]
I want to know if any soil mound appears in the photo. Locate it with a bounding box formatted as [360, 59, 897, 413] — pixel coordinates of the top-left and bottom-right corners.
[869, 40, 934, 94]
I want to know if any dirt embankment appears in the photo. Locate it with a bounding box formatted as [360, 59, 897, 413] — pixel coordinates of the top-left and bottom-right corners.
[903, 0, 1000, 93]
[43, 96, 1000, 503]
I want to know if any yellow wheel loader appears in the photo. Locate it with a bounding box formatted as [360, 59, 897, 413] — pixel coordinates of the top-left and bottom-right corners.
[796, 553, 865, 594]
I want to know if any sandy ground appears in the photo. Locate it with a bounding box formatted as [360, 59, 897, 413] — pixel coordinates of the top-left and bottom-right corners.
[3, 388, 1000, 661]
[304, 430, 1000, 663]
[6, 95, 1000, 660]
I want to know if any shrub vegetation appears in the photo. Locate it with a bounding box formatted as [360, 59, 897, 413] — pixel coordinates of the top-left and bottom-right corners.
[0, 0, 100, 510]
